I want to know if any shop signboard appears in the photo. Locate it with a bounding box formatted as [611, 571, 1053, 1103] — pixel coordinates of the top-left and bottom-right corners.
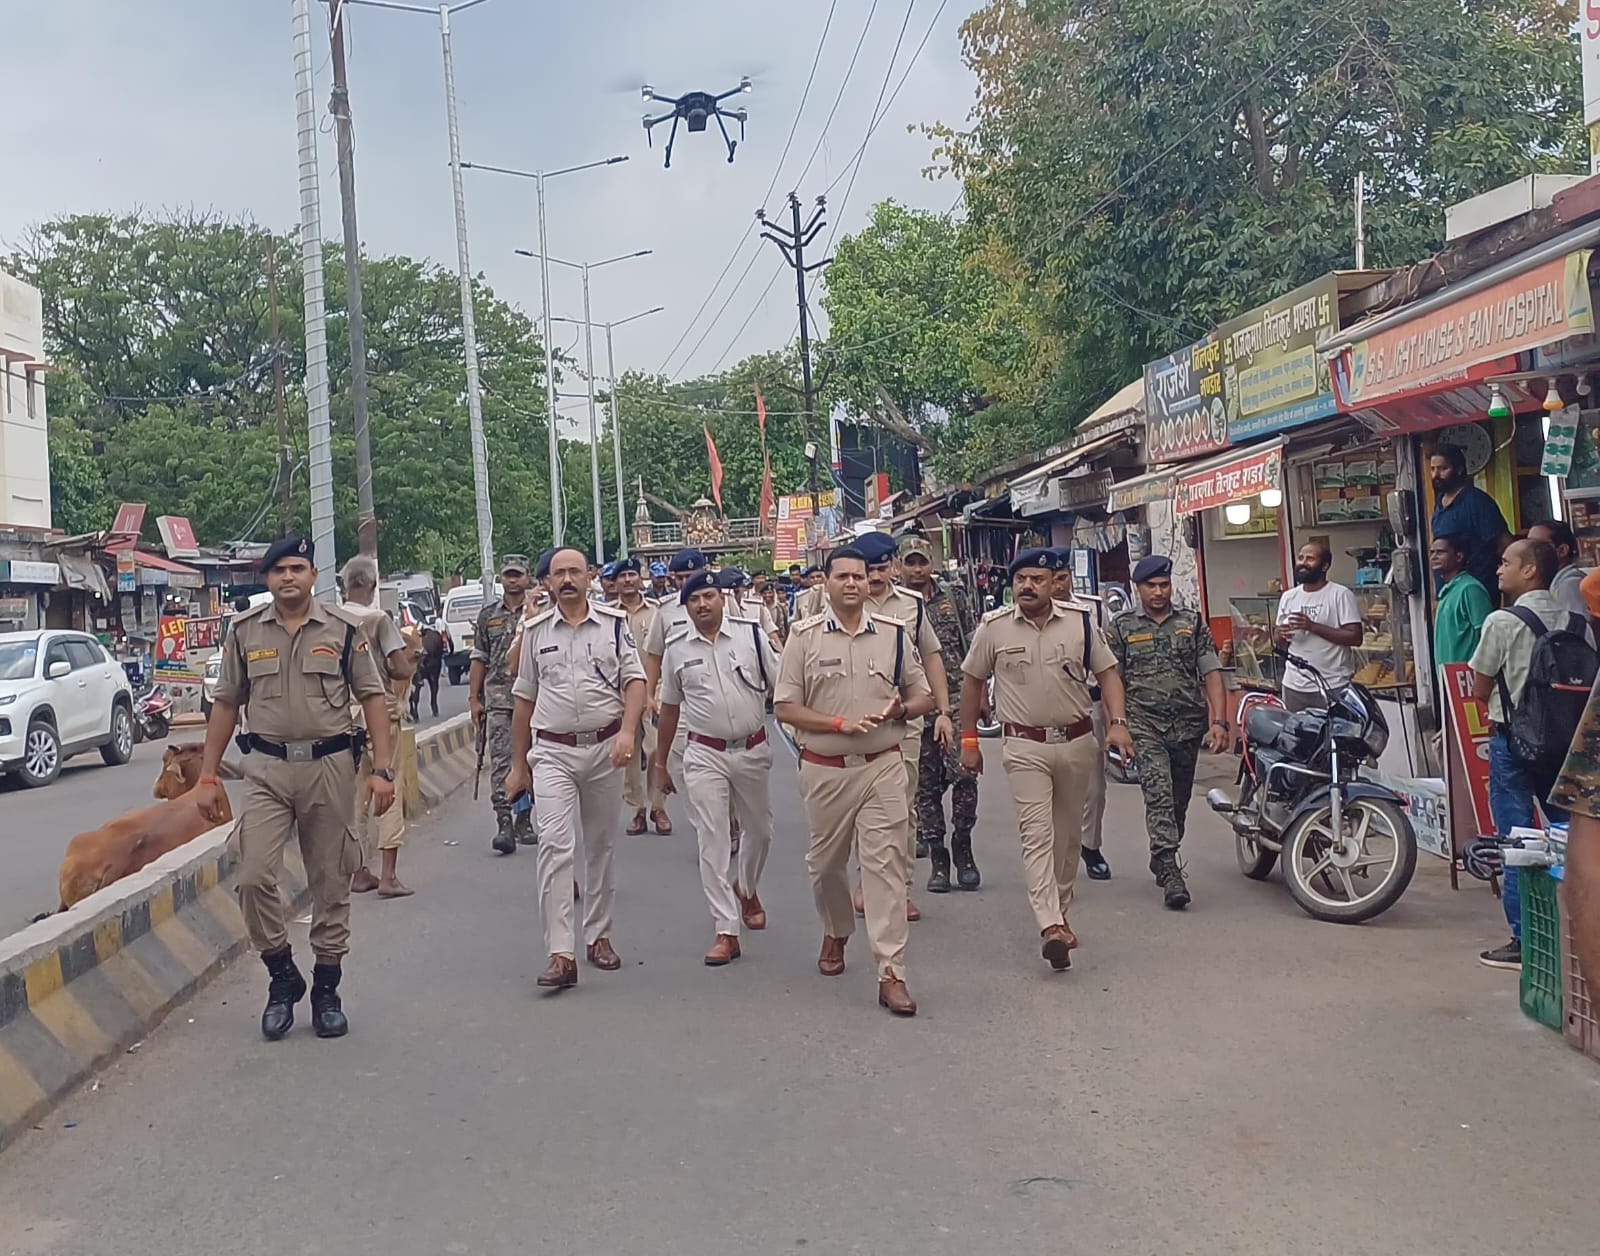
[1, 559, 60, 585]
[1360, 769, 1450, 861]
[0, 596, 31, 623]
[111, 502, 147, 537]
[772, 519, 807, 564]
[1142, 344, 1228, 461]
[1337, 250, 1595, 409]
[183, 616, 223, 652]
[156, 515, 200, 559]
[1214, 274, 1340, 440]
[116, 548, 137, 593]
[1584, 5, 1600, 136]
[1441, 663, 1494, 839]
[1106, 471, 1175, 514]
[156, 614, 202, 685]
[1173, 445, 1283, 516]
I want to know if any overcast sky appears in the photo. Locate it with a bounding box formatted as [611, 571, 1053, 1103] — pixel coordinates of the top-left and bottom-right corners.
[4, 0, 975, 424]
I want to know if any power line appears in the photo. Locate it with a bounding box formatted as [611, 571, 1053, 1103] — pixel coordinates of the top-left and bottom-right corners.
[762, 0, 841, 208]
[708, 258, 789, 376]
[793, 0, 883, 189]
[671, 247, 768, 378]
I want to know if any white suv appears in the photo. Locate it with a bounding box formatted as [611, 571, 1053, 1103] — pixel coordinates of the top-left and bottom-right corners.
[0, 630, 136, 788]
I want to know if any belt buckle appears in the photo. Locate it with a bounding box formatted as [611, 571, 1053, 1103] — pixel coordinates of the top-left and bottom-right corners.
[574, 730, 599, 748]
[286, 740, 315, 762]
[843, 753, 867, 768]
[1045, 726, 1070, 744]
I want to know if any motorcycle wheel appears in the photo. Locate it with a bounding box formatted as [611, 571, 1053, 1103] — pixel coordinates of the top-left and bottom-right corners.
[150, 715, 170, 741]
[1233, 780, 1277, 879]
[1280, 796, 1417, 924]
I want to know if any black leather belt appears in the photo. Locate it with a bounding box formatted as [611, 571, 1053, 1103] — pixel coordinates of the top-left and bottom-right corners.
[237, 732, 356, 761]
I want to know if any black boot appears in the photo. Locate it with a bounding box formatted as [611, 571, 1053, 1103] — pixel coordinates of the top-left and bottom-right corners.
[513, 809, 538, 846]
[492, 814, 516, 855]
[926, 843, 952, 893]
[260, 946, 306, 1041]
[1150, 850, 1191, 910]
[950, 832, 981, 890]
[310, 963, 349, 1038]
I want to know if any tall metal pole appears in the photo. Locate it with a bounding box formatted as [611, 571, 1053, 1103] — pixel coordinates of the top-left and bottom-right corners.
[438, 3, 495, 599]
[291, 0, 336, 596]
[327, 1, 378, 559]
[581, 263, 605, 564]
[538, 172, 563, 545]
[791, 194, 820, 516]
[266, 237, 294, 537]
[606, 324, 627, 559]
[1354, 171, 1367, 270]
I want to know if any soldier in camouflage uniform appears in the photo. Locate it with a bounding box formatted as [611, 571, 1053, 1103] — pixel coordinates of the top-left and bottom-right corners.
[1105, 555, 1230, 909]
[470, 555, 537, 855]
[898, 536, 980, 892]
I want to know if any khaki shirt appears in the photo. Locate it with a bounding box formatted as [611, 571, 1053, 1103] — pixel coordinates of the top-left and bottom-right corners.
[340, 600, 406, 721]
[660, 614, 778, 742]
[962, 600, 1116, 727]
[775, 611, 931, 757]
[616, 595, 660, 654]
[644, 596, 694, 659]
[795, 584, 827, 621]
[216, 597, 386, 741]
[511, 602, 645, 733]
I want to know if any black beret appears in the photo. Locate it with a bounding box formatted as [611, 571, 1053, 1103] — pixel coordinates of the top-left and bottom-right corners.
[1008, 546, 1060, 579]
[679, 569, 721, 604]
[533, 548, 557, 580]
[668, 548, 708, 574]
[1132, 555, 1174, 584]
[612, 556, 641, 575]
[1048, 546, 1075, 567]
[713, 569, 742, 591]
[855, 532, 898, 563]
[259, 535, 314, 572]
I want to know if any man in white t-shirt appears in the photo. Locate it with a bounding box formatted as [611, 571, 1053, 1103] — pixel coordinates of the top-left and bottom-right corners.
[1273, 541, 1362, 712]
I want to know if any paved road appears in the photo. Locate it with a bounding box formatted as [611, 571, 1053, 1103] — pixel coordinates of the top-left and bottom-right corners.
[1, 741, 1595, 1256]
[0, 681, 469, 932]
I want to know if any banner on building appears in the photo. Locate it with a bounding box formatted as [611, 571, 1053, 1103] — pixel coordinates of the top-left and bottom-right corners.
[1441, 663, 1494, 839]
[1173, 444, 1283, 516]
[155, 615, 202, 684]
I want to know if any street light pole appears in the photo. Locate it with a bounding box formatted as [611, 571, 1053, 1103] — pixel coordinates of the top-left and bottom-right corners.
[463, 156, 631, 550]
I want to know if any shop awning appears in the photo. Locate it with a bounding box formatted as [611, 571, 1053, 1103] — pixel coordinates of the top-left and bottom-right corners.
[1173, 440, 1286, 516]
[1009, 428, 1133, 492]
[57, 552, 110, 600]
[1107, 467, 1176, 513]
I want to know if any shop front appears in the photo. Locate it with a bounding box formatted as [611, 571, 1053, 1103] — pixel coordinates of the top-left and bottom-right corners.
[0, 557, 57, 631]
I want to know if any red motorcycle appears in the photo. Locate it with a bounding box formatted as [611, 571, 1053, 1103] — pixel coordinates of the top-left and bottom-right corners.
[134, 684, 173, 743]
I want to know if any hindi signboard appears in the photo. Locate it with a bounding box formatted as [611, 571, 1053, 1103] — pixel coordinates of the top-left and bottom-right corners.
[1173, 445, 1283, 516]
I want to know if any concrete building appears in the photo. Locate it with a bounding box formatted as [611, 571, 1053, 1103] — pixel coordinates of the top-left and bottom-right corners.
[0, 269, 52, 529]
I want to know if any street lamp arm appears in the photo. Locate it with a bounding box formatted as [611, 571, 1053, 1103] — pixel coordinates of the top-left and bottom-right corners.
[515, 248, 583, 272]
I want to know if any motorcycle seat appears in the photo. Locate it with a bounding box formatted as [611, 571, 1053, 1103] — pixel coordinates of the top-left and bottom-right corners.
[1245, 705, 1292, 747]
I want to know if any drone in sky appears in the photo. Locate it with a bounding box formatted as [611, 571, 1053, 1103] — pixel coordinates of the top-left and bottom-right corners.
[641, 77, 753, 169]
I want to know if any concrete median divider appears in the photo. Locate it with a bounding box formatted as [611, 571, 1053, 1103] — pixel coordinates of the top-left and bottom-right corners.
[0, 716, 478, 1150]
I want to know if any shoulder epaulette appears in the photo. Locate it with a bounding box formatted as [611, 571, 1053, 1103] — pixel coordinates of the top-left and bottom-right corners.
[870, 612, 908, 630]
[525, 607, 557, 629]
[726, 613, 758, 625]
[895, 585, 925, 602]
[324, 602, 365, 629]
[982, 606, 1011, 623]
[790, 612, 829, 632]
[232, 602, 271, 623]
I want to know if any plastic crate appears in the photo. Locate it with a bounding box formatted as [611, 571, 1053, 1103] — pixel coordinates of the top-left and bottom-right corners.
[1560, 884, 1599, 1063]
[1519, 869, 1564, 1031]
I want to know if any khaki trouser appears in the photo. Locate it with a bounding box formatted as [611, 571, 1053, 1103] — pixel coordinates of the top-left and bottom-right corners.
[1081, 705, 1106, 852]
[1001, 734, 1098, 932]
[531, 736, 624, 958]
[623, 711, 666, 812]
[683, 736, 774, 934]
[801, 752, 909, 980]
[237, 752, 362, 963]
[357, 717, 406, 859]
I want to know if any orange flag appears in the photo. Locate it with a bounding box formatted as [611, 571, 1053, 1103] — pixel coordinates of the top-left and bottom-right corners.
[755, 384, 773, 530]
[705, 423, 724, 510]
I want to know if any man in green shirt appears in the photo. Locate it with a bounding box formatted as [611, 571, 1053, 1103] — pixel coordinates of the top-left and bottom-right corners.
[1430, 533, 1493, 664]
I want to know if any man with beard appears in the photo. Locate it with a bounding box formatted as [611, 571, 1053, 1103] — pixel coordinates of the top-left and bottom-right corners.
[1429, 443, 1511, 594]
[1106, 556, 1230, 910]
[507, 548, 646, 990]
[654, 570, 778, 964]
[1273, 540, 1361, 713]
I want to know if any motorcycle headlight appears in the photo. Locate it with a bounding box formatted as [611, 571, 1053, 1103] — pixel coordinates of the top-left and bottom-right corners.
[1364, 719, 1389, 759]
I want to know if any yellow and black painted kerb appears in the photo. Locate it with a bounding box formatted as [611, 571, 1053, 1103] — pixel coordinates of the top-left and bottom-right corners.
[0, 844, 310, 1150]
[416, 716, 475, 807]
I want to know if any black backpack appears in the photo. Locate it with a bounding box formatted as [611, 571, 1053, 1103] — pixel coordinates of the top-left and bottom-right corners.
[1497, 607, 1599, 776]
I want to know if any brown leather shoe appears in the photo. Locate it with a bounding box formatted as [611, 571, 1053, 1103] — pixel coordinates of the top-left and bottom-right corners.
[626, 809, 647, 835]
[704, 934, 741, 966]
[586, 938, 622, 971]
[650, 808, 673, 835]
[535, 954, 578, 989]
[906, 897, 922, 923]
[1041, 924, 1074, 971]
[817, 935, 847, 977]
[736, 887, 767, 930]
[878, 976, 917, 1016]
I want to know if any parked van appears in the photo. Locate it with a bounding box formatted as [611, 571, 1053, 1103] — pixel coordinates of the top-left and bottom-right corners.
[440, 582, 502, 685]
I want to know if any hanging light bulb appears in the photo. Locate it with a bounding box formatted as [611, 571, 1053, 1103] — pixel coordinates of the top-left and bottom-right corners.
[1224, 501, 1252, 526]
[1486, 383, 1511, 420]
[1259, 488, 1284, 510]
[1543, 380, 1565, 413]
[1577, 375, 1593, 398]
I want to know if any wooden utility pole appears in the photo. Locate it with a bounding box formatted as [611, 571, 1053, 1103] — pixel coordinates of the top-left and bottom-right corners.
[327, 0, 379, 558]
[266, 237, 294, 537]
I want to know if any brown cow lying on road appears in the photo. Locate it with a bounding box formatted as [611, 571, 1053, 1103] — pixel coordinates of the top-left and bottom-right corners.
[54, 745, 241, 912]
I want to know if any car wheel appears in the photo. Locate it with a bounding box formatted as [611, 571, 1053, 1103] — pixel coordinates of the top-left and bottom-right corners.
[101, 704, 135, 766]
[18, 718, 62, 788]
[448, 665, 464, 686]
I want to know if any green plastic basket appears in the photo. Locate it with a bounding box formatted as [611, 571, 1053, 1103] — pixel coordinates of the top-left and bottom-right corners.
[1519, 869, 1564, 1031]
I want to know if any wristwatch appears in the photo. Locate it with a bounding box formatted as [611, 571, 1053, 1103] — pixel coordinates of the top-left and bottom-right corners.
[373, 768, 396, 782]
[1212, 719, 1230, 730]
[1109, 717, 1129, 727]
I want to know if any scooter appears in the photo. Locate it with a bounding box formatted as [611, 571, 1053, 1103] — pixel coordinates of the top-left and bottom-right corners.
[134, 684, 173, 743]
[1205, 652, 1417, 924]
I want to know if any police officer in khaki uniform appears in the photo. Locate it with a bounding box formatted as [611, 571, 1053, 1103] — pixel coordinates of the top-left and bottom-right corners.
[641, 547, 713, 834]
[339, 555, 416, 898]
[654, 570, 778, 965]
[195, 537, 394, 1040]
[613, 556, 666, 834]
[959, 548, 1135, 972]
[507, 547, 646, 991]
[775, 546, 936, 1017]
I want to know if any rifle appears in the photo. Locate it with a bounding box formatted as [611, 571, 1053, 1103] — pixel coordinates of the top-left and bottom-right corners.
[472, 713, 487, 801]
